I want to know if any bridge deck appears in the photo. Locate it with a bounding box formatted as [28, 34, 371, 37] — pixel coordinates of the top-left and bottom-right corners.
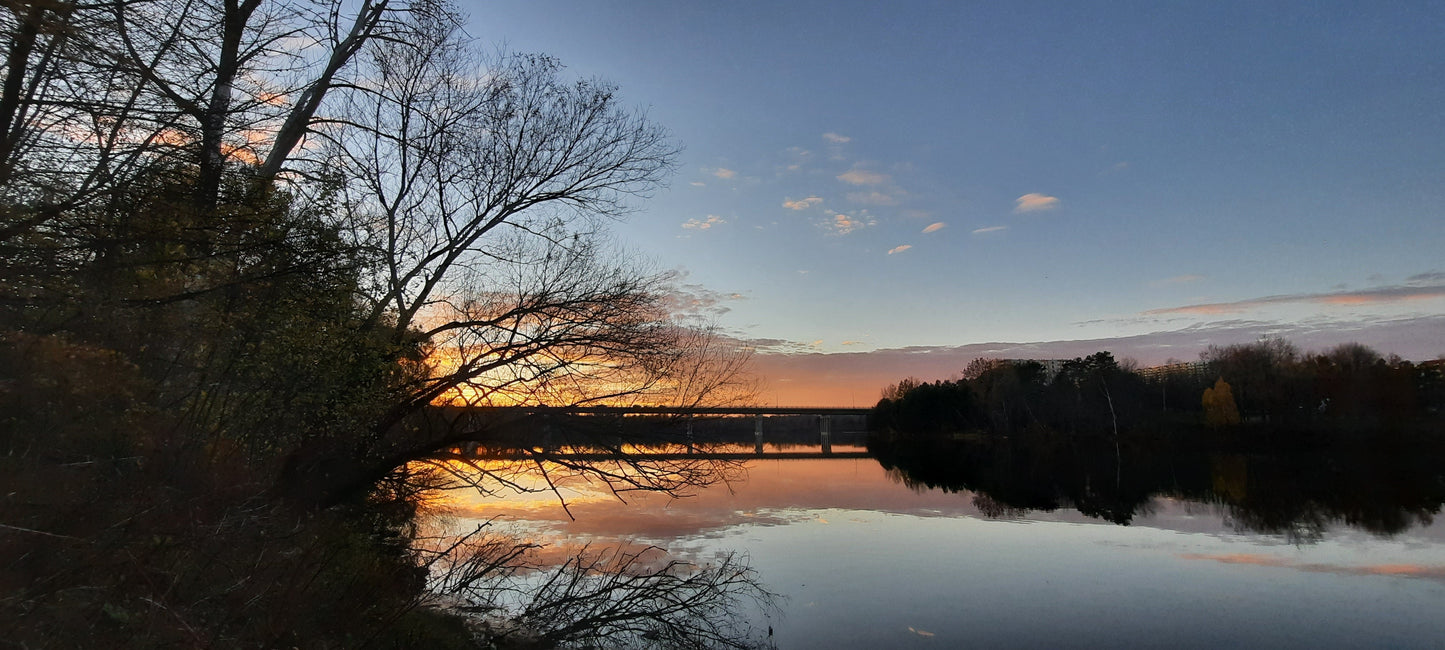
[464, 451, 873, 461]
[457, 405, 872, 416]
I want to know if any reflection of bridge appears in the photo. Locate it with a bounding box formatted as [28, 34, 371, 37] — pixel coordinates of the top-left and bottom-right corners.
[456, 405, 871, 456]
[465, 449, 873, 461]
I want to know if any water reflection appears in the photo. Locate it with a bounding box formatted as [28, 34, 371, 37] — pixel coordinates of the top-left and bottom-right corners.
[420, 522, 777, 649]
[433, 435, 1445, 648]
[868, 435, 1445, 542]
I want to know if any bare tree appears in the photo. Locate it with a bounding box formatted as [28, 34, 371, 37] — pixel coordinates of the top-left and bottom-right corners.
[0, 0, 431, 229]
[320, 22, 701, 420]
[2, 0, 730, 420]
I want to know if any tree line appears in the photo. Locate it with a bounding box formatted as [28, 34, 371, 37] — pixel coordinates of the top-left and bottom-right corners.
[869, 338, 1445, 541]
[871, 339, 1445, 440]
[0, 1, 764, 647]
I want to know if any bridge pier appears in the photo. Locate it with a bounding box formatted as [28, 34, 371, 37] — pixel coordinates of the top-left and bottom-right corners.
[820, 415, 832, 455]
[686, 417, 694, 454]
[754, 414, 764, 455]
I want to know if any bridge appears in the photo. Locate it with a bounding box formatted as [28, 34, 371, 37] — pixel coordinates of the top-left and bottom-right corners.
[477, 405, 871, 416]
[450, 405, 872, 456]
[463, 449, 874, 462]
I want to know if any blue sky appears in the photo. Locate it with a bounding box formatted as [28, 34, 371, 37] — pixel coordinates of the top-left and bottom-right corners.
[470, 1, 1444, 388]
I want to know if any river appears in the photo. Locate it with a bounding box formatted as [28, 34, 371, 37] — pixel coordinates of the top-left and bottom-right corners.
[433, 441, 1445, 648]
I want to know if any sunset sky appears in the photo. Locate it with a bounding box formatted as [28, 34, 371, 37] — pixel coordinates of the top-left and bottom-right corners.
[475, 2, 1445, 403]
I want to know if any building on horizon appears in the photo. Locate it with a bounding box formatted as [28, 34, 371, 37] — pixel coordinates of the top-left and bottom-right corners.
[1138, 360, 1211, 382]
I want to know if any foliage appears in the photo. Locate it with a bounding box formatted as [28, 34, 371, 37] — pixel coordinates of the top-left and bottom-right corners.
[872, 340, 1444, 441]
[0, 0, 761, 646]
[1201, 378, 1241, 427]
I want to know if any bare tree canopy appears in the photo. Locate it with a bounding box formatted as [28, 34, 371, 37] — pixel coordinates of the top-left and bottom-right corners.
[0, 2, 767, 645]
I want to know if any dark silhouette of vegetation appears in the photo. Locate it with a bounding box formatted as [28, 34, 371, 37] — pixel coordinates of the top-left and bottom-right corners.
[0, 1, 765, 647]
[872, 340, 1445, 441]
[869, 432, 1445, 541]
[870, 340, 1445, 540]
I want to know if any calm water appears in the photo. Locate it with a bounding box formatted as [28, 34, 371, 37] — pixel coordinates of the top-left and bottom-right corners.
[441, 443, 1445, 649]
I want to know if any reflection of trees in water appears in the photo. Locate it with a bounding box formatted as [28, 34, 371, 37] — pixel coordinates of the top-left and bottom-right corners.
[407, 445, 777, 649]
[870, 434, 1445, 541]
[420, 521, 778, 649]
[971, 493, 1030, 519]
[1212, 452, 1442, 544]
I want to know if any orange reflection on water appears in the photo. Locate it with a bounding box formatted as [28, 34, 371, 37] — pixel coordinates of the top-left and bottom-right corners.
[435, 453, 966, 546]
[1178, 553, 1445, 582]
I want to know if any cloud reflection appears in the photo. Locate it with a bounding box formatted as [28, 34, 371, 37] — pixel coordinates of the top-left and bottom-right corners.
[1178, 553, 1445, 583]
[443, 457, 972, 546]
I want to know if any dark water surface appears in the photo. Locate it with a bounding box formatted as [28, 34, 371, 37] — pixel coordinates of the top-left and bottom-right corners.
[443, 443, 1445, 648]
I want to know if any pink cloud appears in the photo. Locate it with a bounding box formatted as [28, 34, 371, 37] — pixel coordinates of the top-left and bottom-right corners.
[1179, 553, 1445, 582]
[1014, 193, 1060, 213]
[783, 196, 823, 210]
[1144, 283, 1445, 315]
[746, 314, 1445, 406]
[681, 215, 726, 230]
[828, 213, 867, 235]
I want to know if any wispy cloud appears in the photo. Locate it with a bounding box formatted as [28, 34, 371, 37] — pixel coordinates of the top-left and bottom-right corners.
[922, 222, 946, 234]
[822, 132, 851, 144]
[1014, 193, 1060, 213]
[741, 337, 821, 354]
[837, 167, 891, 186]
[780, 146, 813, 173]
[887, 244, 912, 255]
[782, 196, 823, 210]
[972, 225, 1007, 234]
[1406, 271, 1445, 285]
[710, 167, 736, 179]
[659, 271, 744, 320]
[1143, 282, 1445, 315]
[1150, 274, 1205, 287]
[689, 181, 706, 187]
[845, 190, 899, 205]
[747, 314, 1445, 404]
[682, 215, 726, 230]
[841, 340, 864, 346]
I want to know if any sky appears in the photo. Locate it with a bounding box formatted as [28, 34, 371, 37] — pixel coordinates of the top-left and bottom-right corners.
[469, 1, 1445, 404]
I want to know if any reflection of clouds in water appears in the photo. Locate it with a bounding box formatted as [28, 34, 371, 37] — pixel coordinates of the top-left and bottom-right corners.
[1178, 552, 1445, 583]
[423, 451, 1445, 649]
[908, 626, 936, 638]
[442, 458, 943, 546]
[436, 454, 1445, 558]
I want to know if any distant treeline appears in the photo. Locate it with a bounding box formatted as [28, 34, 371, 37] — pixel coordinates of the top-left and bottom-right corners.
[871, 339, 1445, 439]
